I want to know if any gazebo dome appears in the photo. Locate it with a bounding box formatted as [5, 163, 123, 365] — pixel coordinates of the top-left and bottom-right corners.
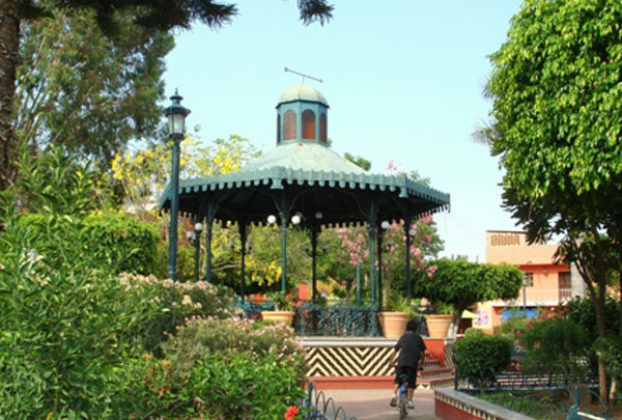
[276, 84, 329, 145]
[278, 84, 328, 106]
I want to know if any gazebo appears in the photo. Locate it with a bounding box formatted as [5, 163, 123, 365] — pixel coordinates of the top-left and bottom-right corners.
[160, 84, 450, 309]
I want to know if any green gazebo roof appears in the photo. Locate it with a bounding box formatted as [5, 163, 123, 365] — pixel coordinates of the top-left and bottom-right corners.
[159, 85, 450, 227]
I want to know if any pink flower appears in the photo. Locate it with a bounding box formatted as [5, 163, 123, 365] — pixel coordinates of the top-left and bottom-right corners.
[534, 341, 540, 349]
[427, 265, 438, 278]
[515, 330, 522, 338]
[514, 363, 520, 371]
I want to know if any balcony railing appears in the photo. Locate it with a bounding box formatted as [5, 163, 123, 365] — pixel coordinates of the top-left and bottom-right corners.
[559, 288, 572, 302]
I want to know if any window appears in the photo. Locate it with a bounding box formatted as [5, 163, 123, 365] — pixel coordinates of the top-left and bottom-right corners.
[276, 114, 281, 144]
[320, 113, 327, 142]
[283, 110, 296, 140]
[302, 109, 316, 139]
[523, 272, 534, 287]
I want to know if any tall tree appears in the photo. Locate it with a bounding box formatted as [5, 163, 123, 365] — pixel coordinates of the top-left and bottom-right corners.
[16, 5, 175, 165]
[0, 0, 333, 190]
[484, 0, 622, 401]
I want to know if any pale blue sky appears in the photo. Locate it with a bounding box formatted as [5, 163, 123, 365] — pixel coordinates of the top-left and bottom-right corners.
[164, 0, 523, 262]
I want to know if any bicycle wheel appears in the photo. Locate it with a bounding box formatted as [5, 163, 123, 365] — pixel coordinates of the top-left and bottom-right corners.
[399, 394, 408, 420]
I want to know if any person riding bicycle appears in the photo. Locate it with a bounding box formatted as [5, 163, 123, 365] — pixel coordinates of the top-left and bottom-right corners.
[390, 318, 426, 409]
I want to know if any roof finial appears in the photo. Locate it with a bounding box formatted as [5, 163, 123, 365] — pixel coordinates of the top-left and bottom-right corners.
[284, 66, 323, 84]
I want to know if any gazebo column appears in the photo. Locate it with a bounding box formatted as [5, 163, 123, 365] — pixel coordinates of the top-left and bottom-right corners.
[238, 222, 247, 303]
[310, 225, 320, 302]
[404, 215, 413, 299]
[367, 199, 379, 305]
[277, 192, 292, 294]
[377, 226, 384, 309]
[203, 201, 216, 283]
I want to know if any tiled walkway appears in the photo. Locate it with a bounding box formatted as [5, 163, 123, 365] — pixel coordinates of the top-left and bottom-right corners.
[319, 388, 441, 420]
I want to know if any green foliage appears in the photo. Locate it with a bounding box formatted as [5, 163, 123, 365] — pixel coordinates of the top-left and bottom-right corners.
[563, 297, 621, 375]
[484, 1, 622, 398]
[184, 353, 305, 420]
[564, 297, 621, 341]
[454, 334, 513, 392]
[595, 337, 622, 383]
[464, 328, 485, 338]
[118, 273, 240, 355]
[163, 317, 306, 382]
[494, 314, 530, 340]
[14, 145, 108, 214]
[16, 3, 174, 166]
[0, 201, 162, 417]
[518, 317, 589, 383]
[266, 290, 297, 311]
[16, 211, 161, 275]
[161, 317, 306, 418]
[344, 152, 371, 171]
[413, 259, 522, 318]
[104, 356, 174, 419]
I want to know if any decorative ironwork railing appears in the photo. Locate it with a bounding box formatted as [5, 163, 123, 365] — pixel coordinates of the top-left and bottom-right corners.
[455, 364, 597, 394]
[294, 303, 380, 337]
[302, 381, 359, 420]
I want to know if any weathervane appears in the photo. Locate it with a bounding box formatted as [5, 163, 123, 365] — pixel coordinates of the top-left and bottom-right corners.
[284, 67, 323, 84]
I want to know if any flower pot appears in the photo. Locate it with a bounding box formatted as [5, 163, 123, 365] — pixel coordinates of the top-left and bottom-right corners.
[378, 311, 409, 338]
[261, 310, 295, 325]
[424, 314, 452, 338]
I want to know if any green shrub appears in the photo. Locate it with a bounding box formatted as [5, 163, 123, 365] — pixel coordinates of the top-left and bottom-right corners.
[163, 317, 306, 383]
[82, 212, 161, 274]
[454, 334, 513, 392]
[595, 337, 622, 383]
[17, 211, 161, 275]
[155, 317, 307, 418]
[184, 353, 305, 420]
[518, 317, 589, 382]
[105, 355, 175, 418]
[494, 314, 530, 340]
[464, 328, 485, 338]
[563, 297, 620, 377]
[117, 273, 241, 355]
[0, 214, 162, 418]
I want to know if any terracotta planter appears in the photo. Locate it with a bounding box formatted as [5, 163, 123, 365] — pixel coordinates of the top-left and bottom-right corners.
[261, 310, 295, 325]
[424, 314, 452, 338]
[378, 311, 409, 338]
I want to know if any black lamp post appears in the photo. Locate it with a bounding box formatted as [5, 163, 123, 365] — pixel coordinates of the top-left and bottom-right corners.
[164, 90, 191, 282]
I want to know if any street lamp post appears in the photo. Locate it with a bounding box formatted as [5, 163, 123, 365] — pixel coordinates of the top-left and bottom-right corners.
[164, 90, 191, 282]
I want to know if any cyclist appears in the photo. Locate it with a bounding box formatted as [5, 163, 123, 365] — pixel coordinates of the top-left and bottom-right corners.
[389, 318, 426, 409]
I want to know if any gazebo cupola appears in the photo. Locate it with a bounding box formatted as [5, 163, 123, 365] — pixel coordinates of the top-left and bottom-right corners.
[276, 85, 329, 145]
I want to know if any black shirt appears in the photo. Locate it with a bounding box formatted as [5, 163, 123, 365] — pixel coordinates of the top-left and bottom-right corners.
[395, 331, 426, 367]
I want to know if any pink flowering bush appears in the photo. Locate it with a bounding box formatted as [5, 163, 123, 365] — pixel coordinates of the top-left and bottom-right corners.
[324, 216, 442, 301]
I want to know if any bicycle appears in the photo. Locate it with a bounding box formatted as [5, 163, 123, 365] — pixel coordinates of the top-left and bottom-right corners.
[397, 373, 409, 419]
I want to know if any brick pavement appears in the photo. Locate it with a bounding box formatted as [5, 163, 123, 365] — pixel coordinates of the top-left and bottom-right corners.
[318, 388, 441, 420]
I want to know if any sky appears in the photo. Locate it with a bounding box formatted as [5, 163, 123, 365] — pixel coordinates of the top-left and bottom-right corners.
[164, 0, 524, 262]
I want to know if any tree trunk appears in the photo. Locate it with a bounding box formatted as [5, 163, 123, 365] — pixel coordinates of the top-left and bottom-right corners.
[592, 230, 610, 404]
[0, 0, 20, 191]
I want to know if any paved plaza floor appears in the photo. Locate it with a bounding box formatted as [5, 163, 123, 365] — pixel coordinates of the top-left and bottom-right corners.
[319, 388, 440, 420]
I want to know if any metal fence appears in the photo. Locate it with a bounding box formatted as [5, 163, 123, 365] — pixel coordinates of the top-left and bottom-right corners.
[294, 303, 379, 337]
[302, 381, 359, 420]
[453, 363, 622, 420]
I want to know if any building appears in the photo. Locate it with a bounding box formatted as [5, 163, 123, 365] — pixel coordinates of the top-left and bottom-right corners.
[473, 230, 585, 333]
